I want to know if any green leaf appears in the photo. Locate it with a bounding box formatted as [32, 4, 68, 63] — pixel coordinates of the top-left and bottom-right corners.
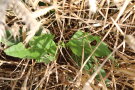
[4, 42, 29, 58]
[4, 34, 57, 64]
[67, 30, 111, 58]
[28, 34, 57, 63]
[67, 30, 92, 57]
[94, 42, 111, 57]
[67, 30, 112, 70]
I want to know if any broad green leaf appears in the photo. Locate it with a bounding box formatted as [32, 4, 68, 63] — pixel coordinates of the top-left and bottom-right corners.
[67, 31, 92, 57]
[93, 42, 111, 57]
[67, 30, 112, 71]
[67, 30, 111, 58]
[4, 42, 29, 58]
[4, 34, 57, 64]
[28, 34, 57, 63]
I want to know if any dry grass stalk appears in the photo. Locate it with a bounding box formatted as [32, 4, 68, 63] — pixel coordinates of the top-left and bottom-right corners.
[32, 5, 56, 18]
[113, 0, 125, 8]
[12, 0, 41, 43]
[0, 59, 29, 80]
[21, 68, 31, 90]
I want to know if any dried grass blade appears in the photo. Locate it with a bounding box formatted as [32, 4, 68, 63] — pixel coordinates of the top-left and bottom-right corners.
[0, 0, 12, 41]
[32, 5, 56, 18]
[13, 0, 41, 43]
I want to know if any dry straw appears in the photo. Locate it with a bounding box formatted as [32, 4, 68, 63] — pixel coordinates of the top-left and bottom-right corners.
[0, 0, 55, 43]
[82, 0, 133, 89]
